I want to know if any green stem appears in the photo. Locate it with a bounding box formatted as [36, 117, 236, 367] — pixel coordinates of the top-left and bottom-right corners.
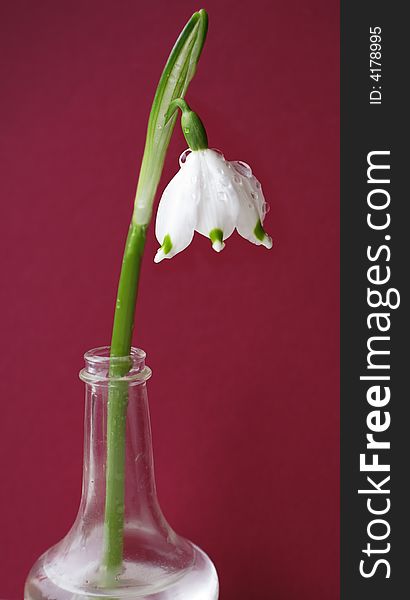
[101, 9, 208, 577]
[103, 224, 146, 573]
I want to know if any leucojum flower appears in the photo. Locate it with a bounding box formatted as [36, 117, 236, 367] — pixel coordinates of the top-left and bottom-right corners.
[154, 99, 272, 262]
[74, 8, 274, 581]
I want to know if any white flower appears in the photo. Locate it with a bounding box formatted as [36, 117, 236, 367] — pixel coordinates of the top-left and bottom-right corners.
[154, 148, 272, 262]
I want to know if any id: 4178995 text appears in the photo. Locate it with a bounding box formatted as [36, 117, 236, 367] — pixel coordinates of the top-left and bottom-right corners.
[369, 26, 382, 105]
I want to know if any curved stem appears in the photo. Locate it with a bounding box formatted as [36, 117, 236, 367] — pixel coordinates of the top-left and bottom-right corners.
[101, 9, 208, 576]
[165, 97, 191, 122]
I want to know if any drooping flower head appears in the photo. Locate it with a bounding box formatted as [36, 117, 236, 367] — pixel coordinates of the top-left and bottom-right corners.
[154, 99, 272, 262]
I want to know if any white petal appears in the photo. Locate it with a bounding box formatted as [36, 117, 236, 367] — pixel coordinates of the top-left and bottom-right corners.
[154, 152, 200, 261]
[229, 161, 272, 248]
[194, 149, 240, 244]
[154, 248, 167, 263]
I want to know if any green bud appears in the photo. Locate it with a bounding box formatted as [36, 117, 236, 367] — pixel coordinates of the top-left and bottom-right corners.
[166, 98, 208, 151]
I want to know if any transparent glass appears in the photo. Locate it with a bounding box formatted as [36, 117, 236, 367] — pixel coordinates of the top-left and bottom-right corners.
[25, 346, 218, 600]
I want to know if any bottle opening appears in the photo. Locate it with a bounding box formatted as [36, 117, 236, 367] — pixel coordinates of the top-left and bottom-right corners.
[79, 346, 152, 385]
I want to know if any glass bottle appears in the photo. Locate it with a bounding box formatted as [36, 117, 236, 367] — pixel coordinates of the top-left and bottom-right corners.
[24, 346, 218, 600]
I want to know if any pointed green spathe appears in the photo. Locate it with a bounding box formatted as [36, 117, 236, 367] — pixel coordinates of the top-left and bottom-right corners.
[133, 10, 208, 226]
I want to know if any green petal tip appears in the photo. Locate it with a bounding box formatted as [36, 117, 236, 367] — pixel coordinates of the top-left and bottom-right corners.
[209, 228, 225, 252]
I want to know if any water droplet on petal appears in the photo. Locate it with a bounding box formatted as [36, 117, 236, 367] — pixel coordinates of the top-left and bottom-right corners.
[234, 175, 242, 185]
[179, 149, 192, 166]
[264, 202, 271, 215]
[251, 191, 258, 200]
[256, 181, 261, 189]
[218, 191, 228, 202]
[232, 161, 252, 178]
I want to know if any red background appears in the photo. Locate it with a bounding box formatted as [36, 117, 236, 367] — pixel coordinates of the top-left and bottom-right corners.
[0, 1, 339, 598]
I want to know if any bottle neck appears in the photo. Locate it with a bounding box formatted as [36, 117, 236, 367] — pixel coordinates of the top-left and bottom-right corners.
[77, 347, 165, 532]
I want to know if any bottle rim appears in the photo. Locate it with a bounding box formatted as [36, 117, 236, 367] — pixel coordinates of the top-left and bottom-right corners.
[79, 345, 152, 385]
